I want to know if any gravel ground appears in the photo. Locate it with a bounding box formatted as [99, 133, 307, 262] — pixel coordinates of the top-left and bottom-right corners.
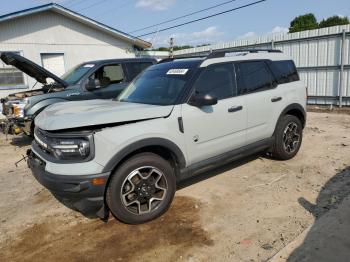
[0, 112, 349, 262]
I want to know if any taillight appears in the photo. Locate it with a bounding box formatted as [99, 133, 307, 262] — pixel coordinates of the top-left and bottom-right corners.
[305, 86, 308, 98]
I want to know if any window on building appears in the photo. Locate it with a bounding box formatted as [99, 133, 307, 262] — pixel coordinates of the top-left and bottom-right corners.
[236, 61, 274, 94]
[194, 63, 236, 100]
[0, 52, 25, 88]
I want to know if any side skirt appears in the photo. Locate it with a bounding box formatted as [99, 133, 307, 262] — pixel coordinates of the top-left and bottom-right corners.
[178, 137, 274, 181]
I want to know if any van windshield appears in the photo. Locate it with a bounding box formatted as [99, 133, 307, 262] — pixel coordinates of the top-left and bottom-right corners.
[61, 64, 95, 85]
[118, 68, 193, 105]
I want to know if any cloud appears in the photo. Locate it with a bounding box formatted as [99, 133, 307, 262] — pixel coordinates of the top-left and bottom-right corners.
[237, 26, 288, 40]
[147, 26, 224, 47]
[135, 0, 176, 11]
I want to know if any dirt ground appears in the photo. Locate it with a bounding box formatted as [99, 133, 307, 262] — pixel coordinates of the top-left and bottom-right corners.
[0, 112, 349, 262]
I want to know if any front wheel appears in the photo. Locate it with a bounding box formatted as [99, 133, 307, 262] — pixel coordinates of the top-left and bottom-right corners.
[271, 115, 303, 160]
[106, 152, 176, 224]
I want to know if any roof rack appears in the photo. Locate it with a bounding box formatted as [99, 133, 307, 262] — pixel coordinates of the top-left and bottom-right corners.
[157, 49, 282, 64]
[157, 55, 207, 64]
[206, 49, 282, 59]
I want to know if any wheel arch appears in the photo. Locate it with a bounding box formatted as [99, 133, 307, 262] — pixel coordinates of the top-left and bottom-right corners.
[278, 103, 306, 129]
[102, 138, 186, 176]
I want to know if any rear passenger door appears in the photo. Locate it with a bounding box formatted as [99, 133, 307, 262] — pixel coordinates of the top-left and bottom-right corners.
[181, 63, 247, 165]
[235, 60, 283, 144]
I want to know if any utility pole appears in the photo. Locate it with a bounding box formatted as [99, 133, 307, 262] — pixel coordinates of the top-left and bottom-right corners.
[169, 37, 174, 58]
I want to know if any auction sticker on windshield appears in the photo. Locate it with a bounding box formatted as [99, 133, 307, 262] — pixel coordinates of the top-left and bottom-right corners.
[167, 69, 189, 75]
[83, 64, 95, 68]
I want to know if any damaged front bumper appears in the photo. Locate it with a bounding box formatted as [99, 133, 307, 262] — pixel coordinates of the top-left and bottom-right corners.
[27, 148, 110, 218]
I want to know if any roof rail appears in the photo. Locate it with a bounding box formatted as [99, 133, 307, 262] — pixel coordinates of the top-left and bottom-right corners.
[157, 55, 207, 64]
[206, 49, 282, 59]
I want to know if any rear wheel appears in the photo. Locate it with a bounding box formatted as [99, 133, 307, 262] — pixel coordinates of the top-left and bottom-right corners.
[272, 115, 303, 160]
[106, 152, 176, 224]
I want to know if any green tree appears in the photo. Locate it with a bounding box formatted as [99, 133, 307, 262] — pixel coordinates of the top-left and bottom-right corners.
[319, 15, 350, 28]
[289, 13, 319, 33]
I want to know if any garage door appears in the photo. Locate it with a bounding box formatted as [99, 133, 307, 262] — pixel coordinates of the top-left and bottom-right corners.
[41, 53, 65, 78]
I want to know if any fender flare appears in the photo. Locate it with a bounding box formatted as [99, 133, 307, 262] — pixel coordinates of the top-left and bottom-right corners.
[102, 138, 187, 173]
[277, 103, 307, 128]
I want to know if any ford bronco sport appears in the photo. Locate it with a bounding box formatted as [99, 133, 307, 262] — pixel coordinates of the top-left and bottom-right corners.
[0, 52, 155, 136]
[28, 49, 306, 224]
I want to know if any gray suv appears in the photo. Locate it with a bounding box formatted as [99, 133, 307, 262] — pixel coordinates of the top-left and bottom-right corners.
[0, 52, 156, 136]
[28, 49, 307, 224]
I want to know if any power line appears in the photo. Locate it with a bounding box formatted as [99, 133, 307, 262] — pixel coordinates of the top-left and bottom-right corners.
[137, 0, 267, 38]
[78, 0, 109, 11]
[129, 0, 239, 34]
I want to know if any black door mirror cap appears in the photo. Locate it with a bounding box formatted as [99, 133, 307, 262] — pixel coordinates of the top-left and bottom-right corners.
[189, 93, 218, 107]
[85, 79, 101, 91]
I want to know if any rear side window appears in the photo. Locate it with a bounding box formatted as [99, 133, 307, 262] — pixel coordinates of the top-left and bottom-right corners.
[126, 62, 153, 80]
[236, 61, 273, 94]
[271, 60, 300, 84]
[194, 63, 236, 100]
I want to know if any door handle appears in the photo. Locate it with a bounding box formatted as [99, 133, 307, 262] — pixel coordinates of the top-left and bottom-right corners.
[228, 106, 243, 113]
[271, 97, 282, 102]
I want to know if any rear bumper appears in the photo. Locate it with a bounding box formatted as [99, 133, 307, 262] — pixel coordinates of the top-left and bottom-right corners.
[27, 149, 110, 216]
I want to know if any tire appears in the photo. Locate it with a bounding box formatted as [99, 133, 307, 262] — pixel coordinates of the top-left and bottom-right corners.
[271, 115, 303, 160]
[106, 152, 176, 224]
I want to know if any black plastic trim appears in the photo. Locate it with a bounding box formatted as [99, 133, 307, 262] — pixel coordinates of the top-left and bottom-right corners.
[278, 103, 307, 128]
[102, 138, 186, 172]
[179, 137, 274, 181]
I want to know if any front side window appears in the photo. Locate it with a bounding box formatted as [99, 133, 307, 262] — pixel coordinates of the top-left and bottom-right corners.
[194, 63, 235, 100]
[119, 68, 194, 105]
[236, 61, 273, 94]
[89, 64, 124, 88]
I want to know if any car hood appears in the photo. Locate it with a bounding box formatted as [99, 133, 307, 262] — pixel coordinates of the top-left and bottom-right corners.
[35, 100, 174, 131]
[0, 52, 68, 87]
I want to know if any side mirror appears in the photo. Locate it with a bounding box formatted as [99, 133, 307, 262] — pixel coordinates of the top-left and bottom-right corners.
[189, 92, 218, 107]
[85, 79, 101, 91]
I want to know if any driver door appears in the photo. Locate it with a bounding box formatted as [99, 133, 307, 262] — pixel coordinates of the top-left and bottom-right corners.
[181, 63, 247, 166]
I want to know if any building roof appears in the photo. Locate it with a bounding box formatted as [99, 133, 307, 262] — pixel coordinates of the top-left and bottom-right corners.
[0, 3, 151, 49]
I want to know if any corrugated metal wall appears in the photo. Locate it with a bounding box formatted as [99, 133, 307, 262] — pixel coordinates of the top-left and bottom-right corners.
[175, 25, 350, 106]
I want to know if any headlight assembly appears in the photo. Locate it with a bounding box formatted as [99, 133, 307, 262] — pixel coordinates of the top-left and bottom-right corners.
[34, 129, 94, 162]
[12, 98, 29, 118]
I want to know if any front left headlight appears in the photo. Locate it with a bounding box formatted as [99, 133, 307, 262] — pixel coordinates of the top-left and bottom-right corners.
[50, 137, 91, 161]
[34, 129, 94, 162]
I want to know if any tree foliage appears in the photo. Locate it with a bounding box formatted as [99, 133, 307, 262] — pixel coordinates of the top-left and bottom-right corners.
[319, 16, 350, 28]
[289, 13, 350, 33]
[289, 13, 319, 33]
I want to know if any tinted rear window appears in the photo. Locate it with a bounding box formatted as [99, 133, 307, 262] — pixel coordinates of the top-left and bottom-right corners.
[271, 60, 300, 84]
[236, 61, 274, 94]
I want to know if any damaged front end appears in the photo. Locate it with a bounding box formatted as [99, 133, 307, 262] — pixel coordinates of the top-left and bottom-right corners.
[1, 97, 30, 136]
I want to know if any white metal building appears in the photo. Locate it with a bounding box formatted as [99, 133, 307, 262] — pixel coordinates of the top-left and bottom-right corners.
[175, 25, 350, 106]
[0, 3, 151, 98]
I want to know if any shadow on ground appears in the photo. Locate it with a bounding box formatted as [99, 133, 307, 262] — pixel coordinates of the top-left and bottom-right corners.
[287, 166, 350, 262]
[0, 196, 213, 262]
[10, 135, 32, 147]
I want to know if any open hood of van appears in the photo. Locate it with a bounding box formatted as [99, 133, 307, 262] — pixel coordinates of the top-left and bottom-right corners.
[0, 52, 68, 87]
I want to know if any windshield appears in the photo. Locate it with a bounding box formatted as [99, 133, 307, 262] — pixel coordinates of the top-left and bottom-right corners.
[118, 68, 193, 105]
[61, 64, 95, 85]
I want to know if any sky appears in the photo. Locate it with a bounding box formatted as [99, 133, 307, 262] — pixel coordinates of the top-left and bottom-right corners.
[0, 0, 349, 48]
